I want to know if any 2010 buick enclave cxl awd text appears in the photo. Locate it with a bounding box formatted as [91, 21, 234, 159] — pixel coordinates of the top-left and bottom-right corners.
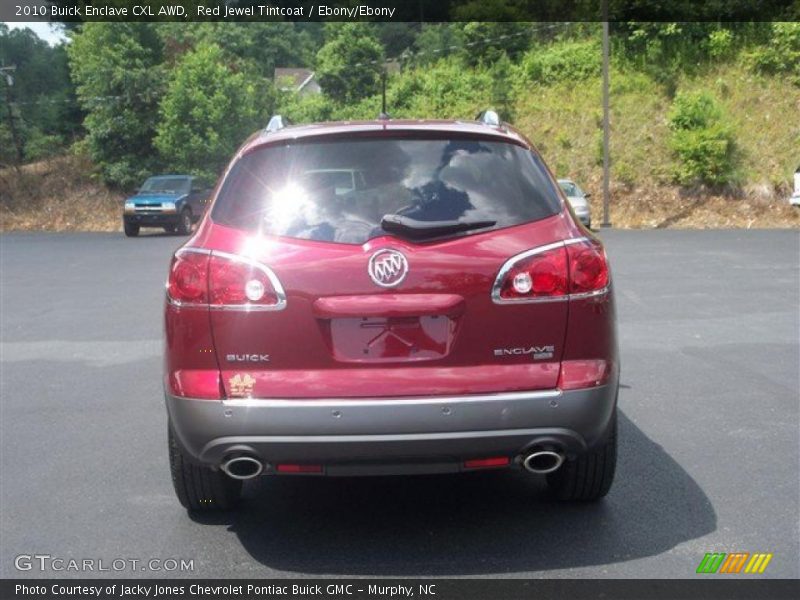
[164, 112, 619, 510]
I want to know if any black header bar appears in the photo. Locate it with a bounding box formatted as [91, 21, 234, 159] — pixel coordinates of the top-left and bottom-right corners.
[1, 0, 799, 23]
[3, 579, 800, 600]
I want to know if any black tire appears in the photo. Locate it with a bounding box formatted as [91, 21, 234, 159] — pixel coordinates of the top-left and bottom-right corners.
[168, 425, 241, 511]
[586, 220, 592, 230]
[123, 221, 139, 237]
[177, 209, 193, 235]
[163, 225, 176, 234]
[546, 409, 617, 501]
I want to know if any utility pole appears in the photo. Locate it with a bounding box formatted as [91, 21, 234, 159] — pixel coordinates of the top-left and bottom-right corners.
[601, 16, 611, 227]
[0, 65, 24, 165]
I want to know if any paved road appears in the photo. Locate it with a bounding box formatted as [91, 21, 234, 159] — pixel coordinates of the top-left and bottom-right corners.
[1, 230, 798, 579]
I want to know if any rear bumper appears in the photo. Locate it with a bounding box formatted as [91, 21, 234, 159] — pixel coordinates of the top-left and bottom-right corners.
[166, 379, 618, 475]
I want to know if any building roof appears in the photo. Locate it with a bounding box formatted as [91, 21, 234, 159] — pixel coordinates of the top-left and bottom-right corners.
[273, 68, 316, 92]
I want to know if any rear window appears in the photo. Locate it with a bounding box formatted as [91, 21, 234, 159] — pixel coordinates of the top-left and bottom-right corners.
[212, 137, 562, 244]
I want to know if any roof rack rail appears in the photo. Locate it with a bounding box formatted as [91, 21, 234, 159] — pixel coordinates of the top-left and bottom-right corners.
[265, 115, 291, 133]
[476, 110, 501, 127]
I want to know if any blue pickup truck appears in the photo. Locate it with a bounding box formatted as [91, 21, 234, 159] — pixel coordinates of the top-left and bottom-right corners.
[123, 175, 210, 237]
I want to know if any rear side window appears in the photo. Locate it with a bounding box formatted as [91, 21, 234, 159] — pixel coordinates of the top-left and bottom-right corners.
[212, 137, 562, 244]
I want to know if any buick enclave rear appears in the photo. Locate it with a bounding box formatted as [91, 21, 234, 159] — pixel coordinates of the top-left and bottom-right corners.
[164, 113, 619, 510]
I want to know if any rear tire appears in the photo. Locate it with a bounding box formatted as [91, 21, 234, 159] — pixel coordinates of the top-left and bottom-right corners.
[177, 209, 192, 235]
[546, 409, 617, 501]
[168, 425, 241, 511]
[123, 221, 139, 237]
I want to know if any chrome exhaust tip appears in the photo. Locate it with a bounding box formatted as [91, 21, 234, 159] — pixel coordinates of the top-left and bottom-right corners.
[220, 456, 264, 480]
[522, 450, 565, 474]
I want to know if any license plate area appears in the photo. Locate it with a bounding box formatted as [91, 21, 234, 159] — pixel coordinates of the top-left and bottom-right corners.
[328, 315, 454, 362]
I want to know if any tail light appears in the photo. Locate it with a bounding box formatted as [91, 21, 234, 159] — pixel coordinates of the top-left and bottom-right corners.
[565, 239, 609, 295]
[167, 250, 209, 305]
[493, 238, 609, 303]
[167, 248, 286, 310]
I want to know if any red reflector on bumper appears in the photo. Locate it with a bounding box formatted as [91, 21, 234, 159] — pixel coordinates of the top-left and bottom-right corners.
[167, 370, 223, 400]
[558, 359, 612, 390]
[463, 457, 510, 469]
[276, 464, 323, 474]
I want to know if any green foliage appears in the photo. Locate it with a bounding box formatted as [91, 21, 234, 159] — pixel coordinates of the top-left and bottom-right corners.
[0, 23, 81, 164]
[519, 40, 600, 82]
[156, 22, 315, 79]
[154, 43, 272, 181]
[413, 24, 466, 65]
[278, 57, 497, 124]
[668, 91, 722, 130]
[745, 22, 800, 84]
[0, 122, 16, 166]
[707, 29, 734, 59]
[22, 130, 64, 162]
[458, 22, 532, 66]
[68, 23, 165, 188]
[668, 91, 739, 186]
[316, 24, 384, 104]
[389, 58, 495, 119]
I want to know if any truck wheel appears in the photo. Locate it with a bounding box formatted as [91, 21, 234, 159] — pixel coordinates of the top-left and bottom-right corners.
[123, 221, 139, 237]
[177, 209, 193, 235]
[168, 425, 241, 511]
[546, 409, 617, 501]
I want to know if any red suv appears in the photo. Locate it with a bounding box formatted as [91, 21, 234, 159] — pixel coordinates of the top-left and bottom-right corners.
[165, 112, 618, 510]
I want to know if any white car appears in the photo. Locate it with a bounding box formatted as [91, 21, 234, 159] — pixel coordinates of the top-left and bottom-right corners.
[558, 179, 592, 228]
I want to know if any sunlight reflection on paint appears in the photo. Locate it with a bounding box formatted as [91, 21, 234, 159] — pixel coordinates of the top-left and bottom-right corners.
[241, 234, 276, 258]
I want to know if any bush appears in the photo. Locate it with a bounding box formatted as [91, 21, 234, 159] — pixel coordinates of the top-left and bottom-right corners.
[668, 91, 739, 186]
[707, 29, 734, 59]
[746, 22, 800, 84]
[519, 40, 600, 83]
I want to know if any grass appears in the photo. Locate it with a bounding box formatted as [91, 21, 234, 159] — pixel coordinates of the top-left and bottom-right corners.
[0, 156, 123, 232]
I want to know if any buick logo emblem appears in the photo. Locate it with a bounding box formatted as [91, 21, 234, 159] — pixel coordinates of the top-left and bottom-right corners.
[368, 249, 408, 288]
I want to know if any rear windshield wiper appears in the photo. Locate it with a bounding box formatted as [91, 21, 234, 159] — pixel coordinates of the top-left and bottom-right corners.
[380, 214, 496, 240]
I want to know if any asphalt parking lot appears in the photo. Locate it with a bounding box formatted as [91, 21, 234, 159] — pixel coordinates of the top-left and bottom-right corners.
[0, 229, 798, 579]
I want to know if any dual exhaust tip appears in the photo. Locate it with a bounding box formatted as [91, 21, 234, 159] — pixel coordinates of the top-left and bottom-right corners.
[221, 455, 264, 480]
[221, 449, 565, 479]
[522, 449, 565, 474]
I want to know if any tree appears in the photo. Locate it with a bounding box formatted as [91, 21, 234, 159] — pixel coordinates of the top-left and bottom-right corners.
[157, 22, 316, 80]
[68, 23, 164, 188]
[316, 23, 384, 105]
[0, 23, 81, 163]
[154, 42, 272, 181]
